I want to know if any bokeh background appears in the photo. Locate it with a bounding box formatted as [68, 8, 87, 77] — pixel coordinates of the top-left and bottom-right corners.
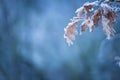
[0, 0, 120, 80]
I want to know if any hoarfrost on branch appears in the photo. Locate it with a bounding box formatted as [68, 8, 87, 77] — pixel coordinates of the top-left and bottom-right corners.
[64, 0, 119, 46]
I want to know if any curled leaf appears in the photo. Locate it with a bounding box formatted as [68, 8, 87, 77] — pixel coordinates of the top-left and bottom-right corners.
[92, 8, 102, 27]
[80, 18, 94, 34]
[101, 15, 115, 39]
[64, 21, 78, 46]
[101, 3, 117, 39]
[84, 1, 99, 18]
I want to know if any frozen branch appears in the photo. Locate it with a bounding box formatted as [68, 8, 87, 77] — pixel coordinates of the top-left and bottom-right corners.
[64, 0, 119, 46]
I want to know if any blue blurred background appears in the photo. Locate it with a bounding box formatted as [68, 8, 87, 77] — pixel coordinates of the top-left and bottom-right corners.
[0, 0, 120, 80]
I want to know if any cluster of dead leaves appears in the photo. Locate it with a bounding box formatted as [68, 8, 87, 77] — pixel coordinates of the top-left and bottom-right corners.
[64, 1, 118, 46]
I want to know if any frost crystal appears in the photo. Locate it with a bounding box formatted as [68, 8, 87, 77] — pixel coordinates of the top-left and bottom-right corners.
[64, 20, 78, 46]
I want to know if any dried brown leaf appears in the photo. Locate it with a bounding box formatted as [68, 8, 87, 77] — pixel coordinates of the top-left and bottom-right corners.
[80, 18, 94, 34]
[92, 8, 102, 27]
[100, 3, 117, 39]
[84, 5, 93, 18]
[83, 1, 99, 19]
[64, 21, 78, 46]
[101, 15, 115, 39]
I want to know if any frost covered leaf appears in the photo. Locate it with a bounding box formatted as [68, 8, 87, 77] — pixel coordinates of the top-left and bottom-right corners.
[64, 21, 78, 46]
[80, 20, 88, 33]
[83, 1, 99, 18]
[101, 15, 116, 39]
[75, 1, 99, 19]
[92, 8, 102, 27]
[101, 16, 113, 39]
[84, 4, 93, 18]
[101, 3, 118, 19]
[101, 3, 117, 39]
[80, 18, 94, 34]
[75, 7, 84, 18]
